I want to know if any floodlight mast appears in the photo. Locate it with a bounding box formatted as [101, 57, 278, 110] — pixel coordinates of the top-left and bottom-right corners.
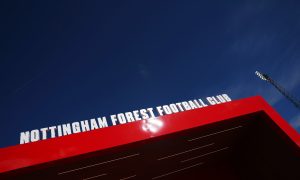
[255, 71, 300, 109]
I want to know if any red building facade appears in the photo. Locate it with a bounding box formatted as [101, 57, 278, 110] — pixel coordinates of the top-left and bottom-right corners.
[0, 96, 299, 179]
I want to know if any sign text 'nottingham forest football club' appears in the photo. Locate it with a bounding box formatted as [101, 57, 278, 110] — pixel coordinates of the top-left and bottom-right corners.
[20, 94, 231, 144]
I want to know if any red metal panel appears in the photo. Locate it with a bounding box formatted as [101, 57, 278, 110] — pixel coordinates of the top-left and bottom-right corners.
[0, 96, 299, 174]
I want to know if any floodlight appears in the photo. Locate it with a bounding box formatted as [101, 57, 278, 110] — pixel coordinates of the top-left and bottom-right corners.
[255, 71, 267, 81]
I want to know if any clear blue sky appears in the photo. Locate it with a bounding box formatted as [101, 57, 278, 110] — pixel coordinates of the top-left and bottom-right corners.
[1, 1, 300, 147]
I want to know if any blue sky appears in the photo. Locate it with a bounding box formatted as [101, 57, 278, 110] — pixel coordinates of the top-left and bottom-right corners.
[0, 0, 300, 147]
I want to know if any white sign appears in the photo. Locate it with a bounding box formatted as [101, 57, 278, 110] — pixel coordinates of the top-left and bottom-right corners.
[20, 94, 231, 144]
